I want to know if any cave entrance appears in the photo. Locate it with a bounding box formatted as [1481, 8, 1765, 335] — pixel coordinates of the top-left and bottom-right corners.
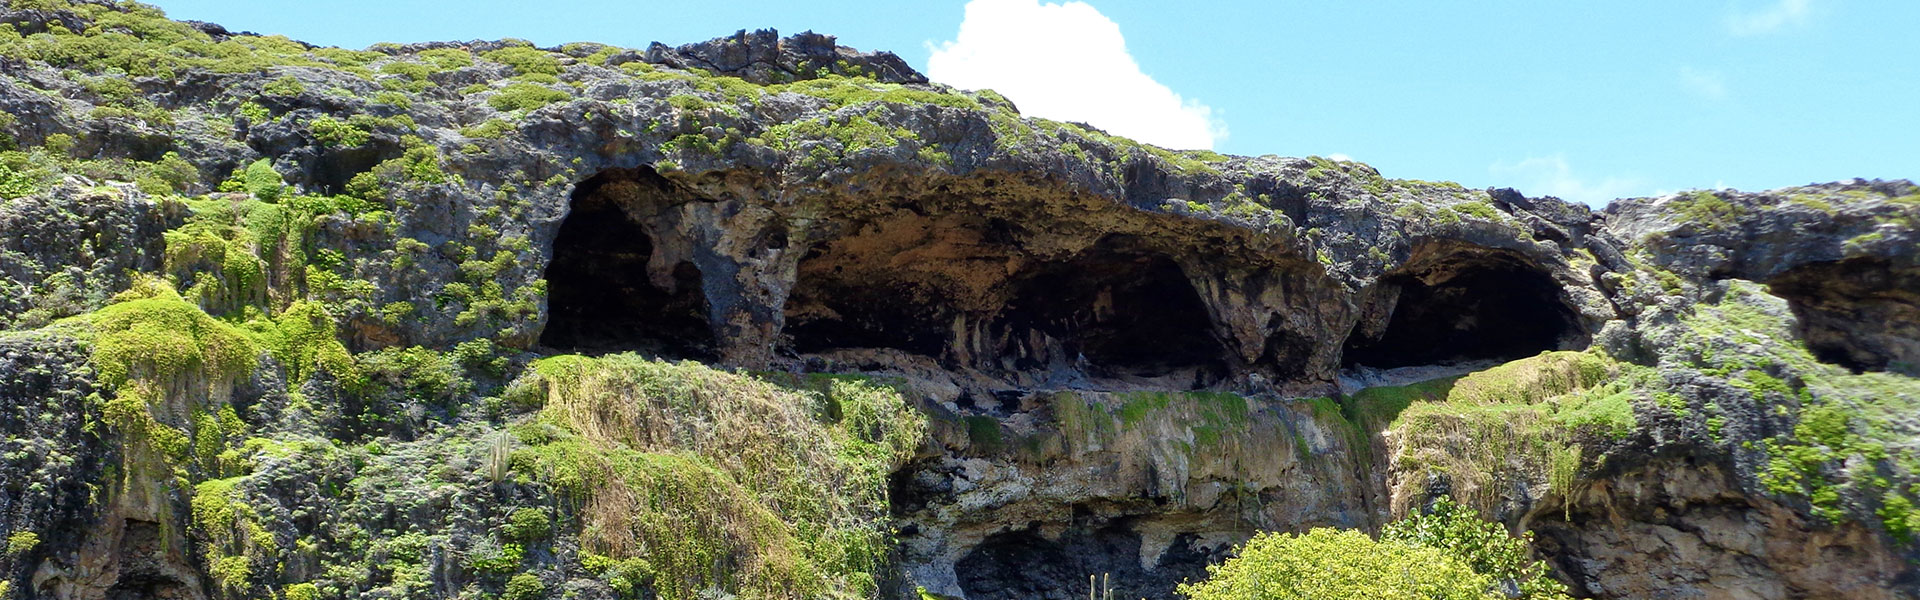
[1767, 258, 1920, 374]
[784, 275, 953, 357]
[1342, 248, 1579, 369]
[783, 211, 1020, 360]
[539, 168, 714, 359]
[1003, 239, 1228, 380]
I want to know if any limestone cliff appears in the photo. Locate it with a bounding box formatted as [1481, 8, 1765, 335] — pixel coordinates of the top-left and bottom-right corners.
[0, 2, 1916, 599]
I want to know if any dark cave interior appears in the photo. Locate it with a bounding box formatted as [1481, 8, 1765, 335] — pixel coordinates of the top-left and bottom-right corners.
[1343, 249, 1580, 369]
[539, 168, 715, 359]
[1001, 239, 1229, 379]
[1766, 258, 1920, 374]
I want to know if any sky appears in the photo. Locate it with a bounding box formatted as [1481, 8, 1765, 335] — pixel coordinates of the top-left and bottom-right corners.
[146, 0, 1918, 205]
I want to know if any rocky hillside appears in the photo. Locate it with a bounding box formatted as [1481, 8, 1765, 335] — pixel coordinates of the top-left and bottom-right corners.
[1, 1, 1917, 599]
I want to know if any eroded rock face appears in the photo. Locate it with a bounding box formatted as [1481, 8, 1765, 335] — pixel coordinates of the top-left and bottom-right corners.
[893, 390, 1377, 598]
[1, 3, 1918, 599]
[1533, 461, 1907, 600]
[1766, 258, 1920, 374]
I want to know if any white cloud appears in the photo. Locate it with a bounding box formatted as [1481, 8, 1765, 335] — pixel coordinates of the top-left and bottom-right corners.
[1726, 0, 1813, 36]
[1326, 153, 1353, 162]
[926, 0, 1226, 150]
[1489, 155, 1644, 206]
[1678, 66, 1728, 100]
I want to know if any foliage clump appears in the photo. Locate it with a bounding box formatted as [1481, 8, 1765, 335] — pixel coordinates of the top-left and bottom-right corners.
[509, 355, 925, 599]
[1382, 497, 1572, 599]
[488, 83, 572, 112]
[1178, 528, 1494, 600]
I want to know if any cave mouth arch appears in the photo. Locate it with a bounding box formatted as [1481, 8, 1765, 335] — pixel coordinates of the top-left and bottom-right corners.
[539, 167, 715, 359]
[1002, 238, 1229, 380]
[784, 274, 954, 357]
[1342, 248, 1580, 369]
[1766, 258, 1920, 374]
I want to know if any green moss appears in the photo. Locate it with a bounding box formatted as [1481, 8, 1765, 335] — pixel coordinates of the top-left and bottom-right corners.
[245, 301, 353, 382]
[192, 476, 276, 593]
[85, 282, 259, 390]
[963, 415, 1004, 451]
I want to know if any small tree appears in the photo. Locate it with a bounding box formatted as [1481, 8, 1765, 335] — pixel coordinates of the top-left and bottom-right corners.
[1381, 497, 1572, 600]
[1177, 528, 1494, 600]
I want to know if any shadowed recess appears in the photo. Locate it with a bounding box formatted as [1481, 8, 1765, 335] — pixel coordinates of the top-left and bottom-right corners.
[1766, 258, 1920, 374]
[539, 168, 714, 358]
[1343, 248, 1580, 369]
[1002, 238, 1229, 381]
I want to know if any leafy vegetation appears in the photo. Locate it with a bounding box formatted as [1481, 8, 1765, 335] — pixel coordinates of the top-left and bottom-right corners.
[1382, 497, 1571, 600]
[488, 83, 572, 112]
[1179, 528, 1494, 600]
[506, 355, 925, 599]
[1360, 351, 1633, 513]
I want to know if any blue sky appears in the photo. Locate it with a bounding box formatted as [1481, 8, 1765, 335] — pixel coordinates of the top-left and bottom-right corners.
[147, 0, 1917, 205]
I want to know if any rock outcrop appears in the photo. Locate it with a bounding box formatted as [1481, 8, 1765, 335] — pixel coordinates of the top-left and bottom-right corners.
[0, 2, 1917, 599]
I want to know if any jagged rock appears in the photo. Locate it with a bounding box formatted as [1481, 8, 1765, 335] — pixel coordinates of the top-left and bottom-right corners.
[0, 2, 1916, 599]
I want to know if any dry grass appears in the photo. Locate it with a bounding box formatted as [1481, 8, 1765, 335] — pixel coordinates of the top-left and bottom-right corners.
[512, 354, 923, 599]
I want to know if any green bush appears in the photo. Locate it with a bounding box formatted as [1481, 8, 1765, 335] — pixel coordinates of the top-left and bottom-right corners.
[1178, 528, 1494, 600]
[6, 531, 38, 555]
[309, 116, 370, 147]
[242, 159, 284, 202]
[1381, 497, 1571, 599]
[504, 573, 546, 600]
[488, 83, 571, 112]
[262, 75, 306, 97]
[0, 160, 38, 199]
[505, 508, 551, 543]
[483, 46, 562, 76]
[283, 583, 319, 600]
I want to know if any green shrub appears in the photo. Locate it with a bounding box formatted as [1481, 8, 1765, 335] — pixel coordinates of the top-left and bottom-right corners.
[1178, 528, 1494, 600]
[242, 159, 284, 202]
[488, 83, 571, 112]
[468, 540, 525, 574]
[5, 531, 38, 555]
[309, 115, 370, 147]
[504, 573, 546, 600]
[418, 48, 473, 71]
[461, 119, 514, 139]
[379, 60, 431, 81]
[505, 508, 551, 543]
[511, 355, 925, 599]
[262, 75, 306, 97]
[1, 160, 39, 198]
[1453, 200, 1501, 220]
[283, 583, 320, 600]
[1381, 497, 1571, 599]
[483, 46, 562, 76]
